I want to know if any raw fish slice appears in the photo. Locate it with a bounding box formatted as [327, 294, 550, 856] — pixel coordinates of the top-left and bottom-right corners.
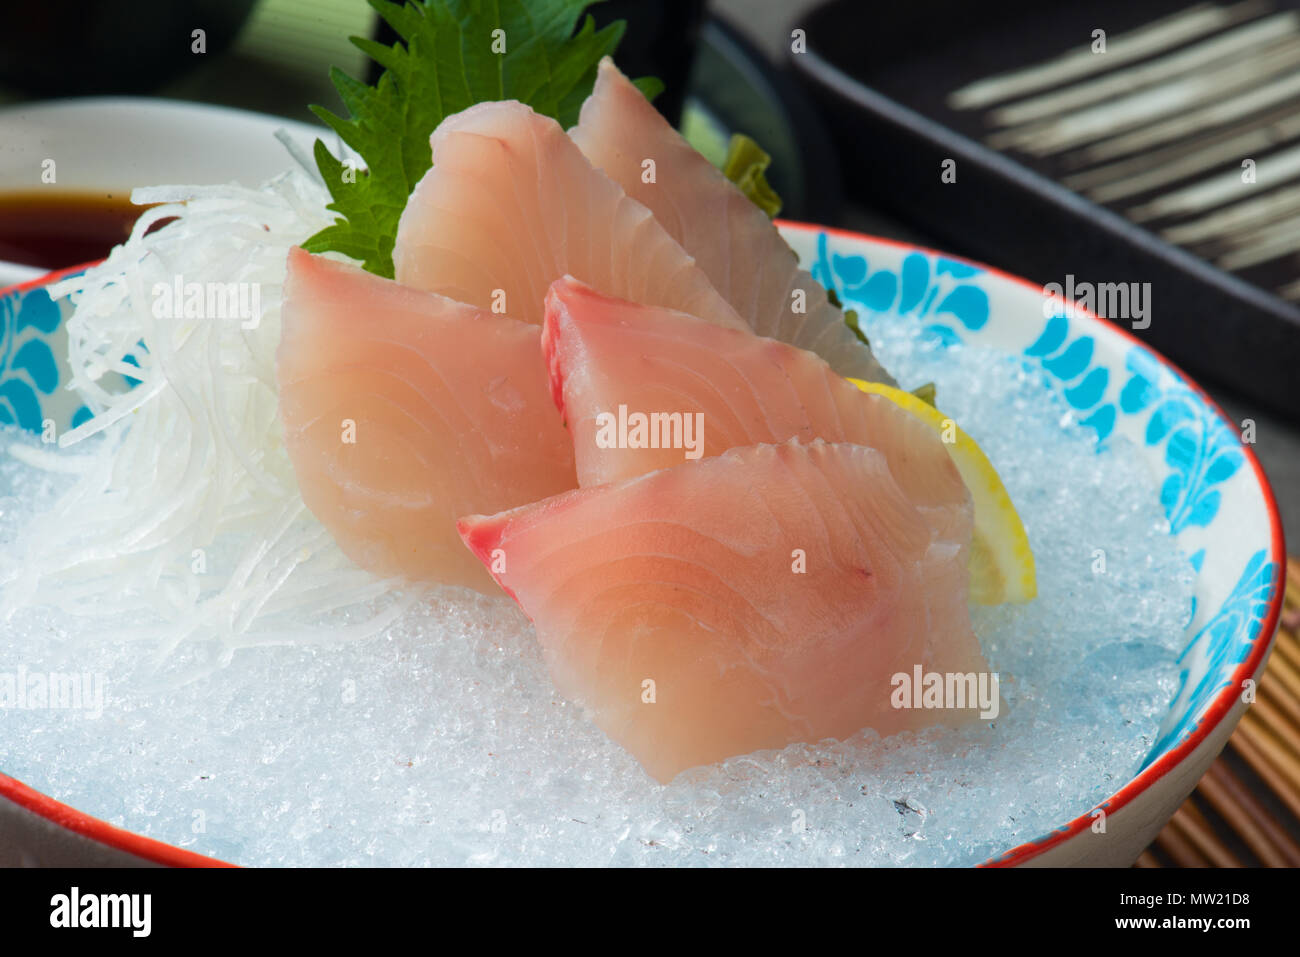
[277, 248, 576, 592]
[571, 59, 895, 385]
[542, 277, 965, 520]
[459, 439, 985, 783]
[392, 100, 748, 332]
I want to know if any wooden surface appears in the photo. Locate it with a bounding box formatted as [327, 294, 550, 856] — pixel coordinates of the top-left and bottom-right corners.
[1137, 556, 1300, 867]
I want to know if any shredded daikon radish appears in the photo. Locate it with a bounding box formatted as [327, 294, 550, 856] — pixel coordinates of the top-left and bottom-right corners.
[0, 168, 422, 660]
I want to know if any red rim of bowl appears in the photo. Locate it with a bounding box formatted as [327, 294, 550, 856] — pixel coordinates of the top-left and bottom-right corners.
[0, 228, 1286, 868]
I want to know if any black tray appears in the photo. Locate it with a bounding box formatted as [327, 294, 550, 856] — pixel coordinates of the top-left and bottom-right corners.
[790, 0, 1300, 420]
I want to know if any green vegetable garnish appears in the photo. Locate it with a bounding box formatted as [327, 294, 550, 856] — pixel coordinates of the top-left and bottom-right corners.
[304, 0, 661, 277]
[828, 285, 866, 344]
[831, 287, 929, 401]
[679, 106, 730, 168]
[720, 134, 782, 218]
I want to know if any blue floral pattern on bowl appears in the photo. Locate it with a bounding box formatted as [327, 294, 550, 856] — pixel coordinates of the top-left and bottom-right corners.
[813, 233, 990, 346]
[1119, 348, 1245, 534]
[1, 276, 91, 433]
[1023, 313, 1117, 442]
[1, 285, 62, 430]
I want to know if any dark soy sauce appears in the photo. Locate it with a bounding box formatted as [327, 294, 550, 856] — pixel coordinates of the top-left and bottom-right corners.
[0, 191, 165, 270]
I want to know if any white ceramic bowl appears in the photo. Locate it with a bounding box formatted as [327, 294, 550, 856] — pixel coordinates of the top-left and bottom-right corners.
[0, 102, 1285, 867]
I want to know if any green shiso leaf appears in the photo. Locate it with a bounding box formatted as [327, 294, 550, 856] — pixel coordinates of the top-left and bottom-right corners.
[304, 0, 658, 278]
[632, 75, 666, 102]
[720, 133, 782, 218]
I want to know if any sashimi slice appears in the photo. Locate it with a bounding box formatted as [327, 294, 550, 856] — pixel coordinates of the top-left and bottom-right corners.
[277, 247, 576, 592]
[571, 58, 896, 385]
[542, 277, 965, 520]
[392, 99, 748, 332]
[458, 440, 987, 783]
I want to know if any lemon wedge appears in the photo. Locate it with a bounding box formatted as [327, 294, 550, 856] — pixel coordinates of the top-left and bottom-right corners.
[847, 379, 1037, 605]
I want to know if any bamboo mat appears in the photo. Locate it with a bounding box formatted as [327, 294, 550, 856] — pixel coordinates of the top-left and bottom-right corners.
[1136, 556, 1300, 867]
